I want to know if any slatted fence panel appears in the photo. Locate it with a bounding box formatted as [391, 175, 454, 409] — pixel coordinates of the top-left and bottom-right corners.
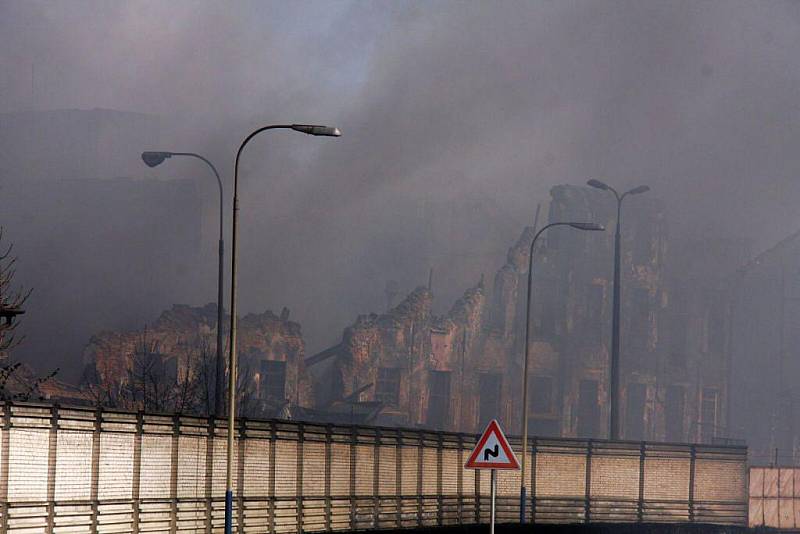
[0, 402, 747, 533]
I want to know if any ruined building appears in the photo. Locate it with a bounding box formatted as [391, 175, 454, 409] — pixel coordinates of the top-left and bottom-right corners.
[82, 303, 313, 416]
[664, 237, 749, 444]
[80, 183, 742, 445]
[308, 281, 487, 428]
[309, 184, 733, 443]
[727, 231, 800, 464]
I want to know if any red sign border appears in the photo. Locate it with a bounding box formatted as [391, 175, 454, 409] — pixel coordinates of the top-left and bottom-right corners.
[464, 419, 520, 470]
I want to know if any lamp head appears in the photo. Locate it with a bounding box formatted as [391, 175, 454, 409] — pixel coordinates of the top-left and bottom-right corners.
[628, 185, 650, 195]
[569, 222, 605, 232]
[586, 179, 609, 191]
[141, 151, 172, 168]
[291, 124, 342, 137]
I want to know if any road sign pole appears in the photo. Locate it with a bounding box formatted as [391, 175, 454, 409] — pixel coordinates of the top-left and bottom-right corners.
[465, 420, 518, 534]
[490, 469, 496, 534]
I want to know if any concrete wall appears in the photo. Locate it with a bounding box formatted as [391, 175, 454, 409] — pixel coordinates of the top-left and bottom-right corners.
[0, 402, 747, 533]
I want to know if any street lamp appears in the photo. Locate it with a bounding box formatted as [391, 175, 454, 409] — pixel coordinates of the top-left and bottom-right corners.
[225, 124, 341, 534]
[141, 151, 228, 417]
[519, 220, 604, 523]
[586, 179, 650, 441]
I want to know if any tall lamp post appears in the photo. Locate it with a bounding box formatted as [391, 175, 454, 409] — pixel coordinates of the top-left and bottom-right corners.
[519, 221, 605, 523]
[226, 124, 341, 534]
[586, 179, 650, 441]
[141, 151, 227, 417]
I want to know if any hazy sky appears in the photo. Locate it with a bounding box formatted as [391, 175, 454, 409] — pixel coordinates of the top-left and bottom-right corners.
[3, 1, 800, 370]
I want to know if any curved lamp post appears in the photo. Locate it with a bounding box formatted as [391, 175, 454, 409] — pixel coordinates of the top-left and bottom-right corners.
[586, 179, 650, 441]
[519, 220, 605, 523]
[225, 124, 341, 533]
[141, 151, 227, 417]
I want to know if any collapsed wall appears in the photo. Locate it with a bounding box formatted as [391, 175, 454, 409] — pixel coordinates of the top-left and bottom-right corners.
[312, 184, 730, 441]
[82, 303, 313, 416]
[79, 184, 733, 441]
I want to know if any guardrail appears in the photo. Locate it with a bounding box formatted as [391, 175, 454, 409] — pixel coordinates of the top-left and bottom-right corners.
[0, 402, 747, 532]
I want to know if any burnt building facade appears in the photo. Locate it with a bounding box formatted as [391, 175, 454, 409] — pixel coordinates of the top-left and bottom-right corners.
[727, 232, 800, 464]
[311, 184, 732, 443]
[79, 183, 741, 444]
[82, 303, 313, 416]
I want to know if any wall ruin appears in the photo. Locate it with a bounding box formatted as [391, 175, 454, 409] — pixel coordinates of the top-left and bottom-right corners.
[312, 184, 732, 442]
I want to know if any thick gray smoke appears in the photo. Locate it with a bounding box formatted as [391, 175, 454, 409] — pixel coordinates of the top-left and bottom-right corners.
[1, 1, 800, 376]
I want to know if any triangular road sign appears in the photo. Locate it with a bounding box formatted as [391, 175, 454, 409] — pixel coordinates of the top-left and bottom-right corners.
[464, 419, 520, 470]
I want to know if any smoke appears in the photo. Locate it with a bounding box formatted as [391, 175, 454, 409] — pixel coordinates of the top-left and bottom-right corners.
[2, 1, 800, 374]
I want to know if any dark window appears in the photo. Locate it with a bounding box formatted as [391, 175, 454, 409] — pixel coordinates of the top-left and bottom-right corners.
[586, 284, 604, 343]
[708, 304, 725, 354]
[701, 387, 719, 443]
[665, 385, 685, 442]
[634, 223, 653, 264]
[577, 380, 600, 438]
[670, 304, 689, 367]
[547, 230, 559, 251]
[788, 299, 800, 350]
[671, 288, 690, 349]
[538, 282, 558, 338]
[625, 383, 647, 441]
[629, 288, 650, 355]
[670, 349, 687, 369]
[427, 371, 451, 429]
[530, 376, 553, 414]
[260, 360, 286, 400]
[479, 373, 502, 428]
[376, 367, 401, 407]
[528, 417, 560, 437]
[547, 208, 562, 250]
[673, 313, 688, 350]
[163, 356, 178, 384]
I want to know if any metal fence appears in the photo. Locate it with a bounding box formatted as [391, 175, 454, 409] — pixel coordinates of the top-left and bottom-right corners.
[0, 402, 748, 533]
[749, 467, 800, 529]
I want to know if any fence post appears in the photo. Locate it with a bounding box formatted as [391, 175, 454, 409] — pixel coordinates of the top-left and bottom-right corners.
[395, 432, 402, 529]
[349, 426, 357, 530]
[688, 444, 696, 522]
[268, 421, 277, 534]
[474, 436, 480, 525]
[45, 404, 58, 534]
[238, 418, 246, 532]
[437, 432, 443, 526]
[457, 434, 463, 526]
[373, 428, 380, 529]
[204, 416, 214, 534]
[531, 437, 537, 524]
[170, 414, 179, 534]
[0, 403, 9, 534]
[324, 424, 332, 532]
[416, 432, 423, 527]
[638, 441, 646, 522]
[584, 440, 592, 523]
[296, 422, 304, 534]
[132, 411, 143, 534]
[89, 406, 102, 534]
